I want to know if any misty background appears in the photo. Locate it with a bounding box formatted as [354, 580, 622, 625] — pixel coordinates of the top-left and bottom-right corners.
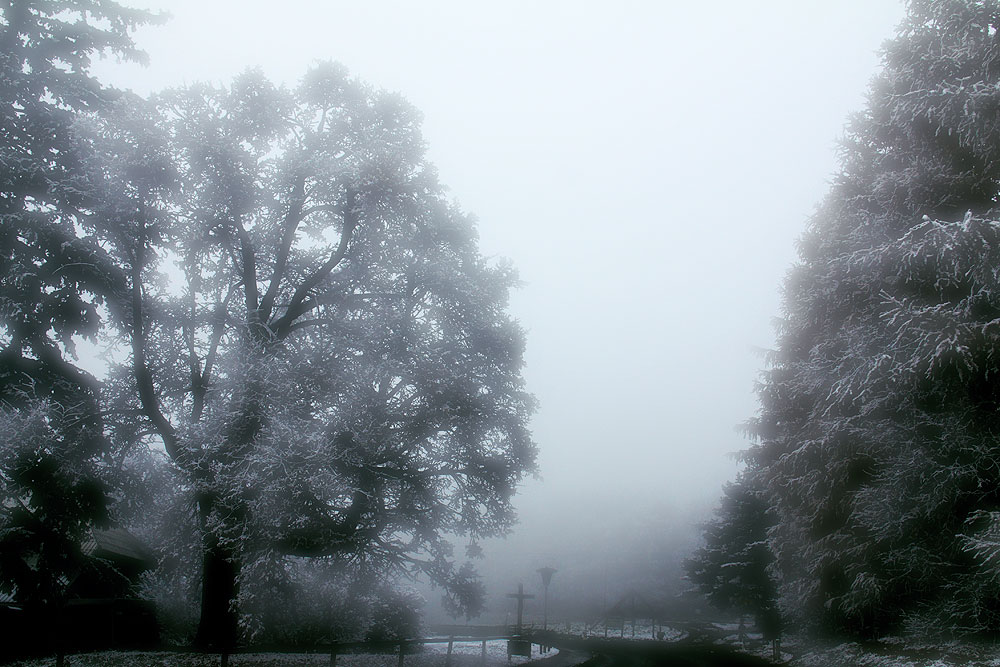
[91, 0, 906, 625]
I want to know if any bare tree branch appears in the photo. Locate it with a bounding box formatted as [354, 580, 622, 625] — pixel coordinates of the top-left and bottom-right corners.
[128, 207, 180, 460]
[232, 216, 260, 319]
[259, 175, 306, 322]
[271, 189, 358, 340]
[192, 282, 238, 422]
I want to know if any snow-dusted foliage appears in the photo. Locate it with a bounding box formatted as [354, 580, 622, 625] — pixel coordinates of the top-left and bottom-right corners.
[745, 0, 1000, 637]
[684, 476, 781, 639]
[74, 64, 535, 646]
[0, 0, 159, 633]
[0, 402, 109, 613]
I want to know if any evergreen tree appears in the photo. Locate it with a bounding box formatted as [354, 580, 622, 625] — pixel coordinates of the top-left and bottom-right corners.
[685, 476, 781, 641]
[0, 0, 157, 629]
[748, 0, 1000, 637]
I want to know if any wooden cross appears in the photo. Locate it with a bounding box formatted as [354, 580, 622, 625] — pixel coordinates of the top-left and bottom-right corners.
[507, 582, 535, 632]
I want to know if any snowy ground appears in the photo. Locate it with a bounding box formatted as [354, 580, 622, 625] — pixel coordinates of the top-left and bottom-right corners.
[703, 628, 1000, 667]
[791, 639, 1000, 667]
[422, 638, 557, 664]
[555, 620, 684, 641]
[711, 621, 793, 662]
[3, 644, 558, 667]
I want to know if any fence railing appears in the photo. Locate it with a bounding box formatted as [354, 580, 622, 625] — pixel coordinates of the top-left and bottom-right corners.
[319, 635, 517, 667]
[53, 634, 542, 667]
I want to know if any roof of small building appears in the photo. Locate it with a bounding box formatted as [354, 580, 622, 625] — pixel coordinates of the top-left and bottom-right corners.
[606, 588, 663, 620]
[82, 528, 155, 567]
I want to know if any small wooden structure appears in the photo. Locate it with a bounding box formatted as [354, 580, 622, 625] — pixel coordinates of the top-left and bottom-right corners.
[0, 527, 158, 656]
[604, 588, 666, 639]
[62, 528, 159, 650]
[506, 582, 535, 633]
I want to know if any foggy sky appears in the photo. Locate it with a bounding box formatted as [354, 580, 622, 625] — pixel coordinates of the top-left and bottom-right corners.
[95, 0, 907, 621]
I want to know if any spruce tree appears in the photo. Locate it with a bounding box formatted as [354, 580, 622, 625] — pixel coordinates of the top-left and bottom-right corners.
[748, 0, 1000, 636]
[684, 476, 781, 640]
[0, 0, 157, 632]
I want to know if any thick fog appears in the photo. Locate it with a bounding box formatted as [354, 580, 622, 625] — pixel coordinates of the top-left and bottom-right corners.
[95, 0, 906, 625]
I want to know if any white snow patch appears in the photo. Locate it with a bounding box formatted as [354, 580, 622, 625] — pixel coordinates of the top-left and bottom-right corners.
[422, 639, 557, 664]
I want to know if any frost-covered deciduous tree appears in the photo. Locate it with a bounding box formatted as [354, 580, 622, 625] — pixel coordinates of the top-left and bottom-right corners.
[746, 0, 1000, 637]
[81, 65, 535, 647]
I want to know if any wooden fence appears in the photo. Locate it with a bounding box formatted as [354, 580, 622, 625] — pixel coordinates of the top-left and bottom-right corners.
[53, 634, 535, 667]
[319, 635, 515, 667]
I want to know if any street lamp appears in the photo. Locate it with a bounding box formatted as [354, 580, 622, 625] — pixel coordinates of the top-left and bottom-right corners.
[537, 567, 557, 631]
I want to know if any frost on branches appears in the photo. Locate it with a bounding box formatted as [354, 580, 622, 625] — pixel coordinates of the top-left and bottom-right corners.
[71, 64, 536, 646]
[742, 0, 1000, 638]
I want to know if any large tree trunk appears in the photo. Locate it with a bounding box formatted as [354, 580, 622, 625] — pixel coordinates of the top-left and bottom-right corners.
[193, 379, 265, 649]
[194, 496, 240, 650]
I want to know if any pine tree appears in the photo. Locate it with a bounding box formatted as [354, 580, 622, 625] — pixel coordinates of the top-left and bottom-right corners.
[747, 0, 1000, 637]
[685, 476, 781, 641]
[0, 0, 157, 631]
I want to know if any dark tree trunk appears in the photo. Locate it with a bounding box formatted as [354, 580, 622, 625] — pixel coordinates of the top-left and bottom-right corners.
[193, 381, 264, 650]
[194, 496, 241, 650]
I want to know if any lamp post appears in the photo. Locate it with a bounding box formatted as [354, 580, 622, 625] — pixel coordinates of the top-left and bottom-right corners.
[537, 567, 557, 631]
